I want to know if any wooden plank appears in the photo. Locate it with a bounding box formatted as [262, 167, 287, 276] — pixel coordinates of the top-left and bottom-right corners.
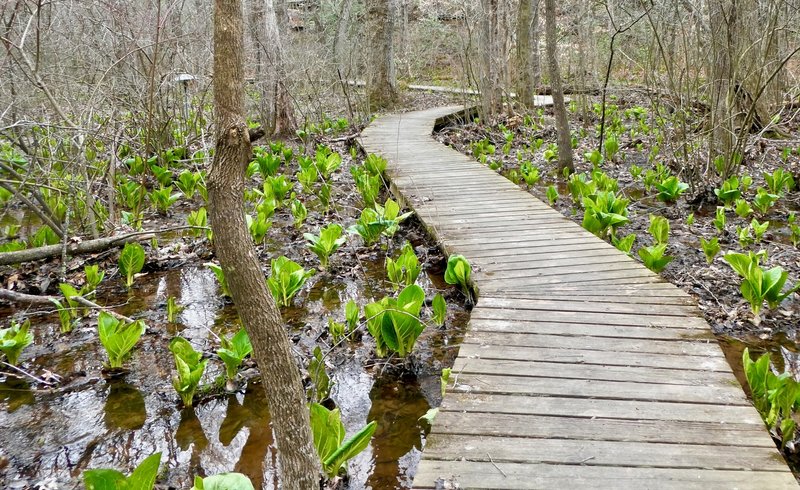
[475, 261, 647, 279]
[413, 461, 798, 489]
[450, 373, 746, 405]
[477, 296, 698, 317]
[467, 318, 711, 340]
[489, 293, 695, 305]
[439, 393, 764, 424]
[423, 435, 788, 471]
[461, 331, 722, 356]
[469, 305, 708, 328]
[478, 271, 666, 288]
[452, 358, 738, 386]
[457, 343, 731, 371]
[429, 411, 775, 447]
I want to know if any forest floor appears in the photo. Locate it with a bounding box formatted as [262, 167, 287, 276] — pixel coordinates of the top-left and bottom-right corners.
[0, 125, 470, 488]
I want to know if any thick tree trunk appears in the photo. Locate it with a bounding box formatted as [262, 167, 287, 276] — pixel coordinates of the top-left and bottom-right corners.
[515, 0, 540, 108]
[544, 0, 574, 174]
[210, 1, 318, 488]
[479, 0, 502, 118]
[248, 0, 296, 136]
[708, 0, 737, 176]
[333, 0, 355, 75]
[366, 0, 397, 110]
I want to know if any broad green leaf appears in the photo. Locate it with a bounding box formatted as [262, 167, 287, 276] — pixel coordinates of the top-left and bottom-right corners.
[127, 452, 162, 490]
[432, 294, 447, 326]
[323, 421, 377, 476]
[193, 473, 255, 490]
[83, 469, 127, 490]
[119, 242, 146, 288]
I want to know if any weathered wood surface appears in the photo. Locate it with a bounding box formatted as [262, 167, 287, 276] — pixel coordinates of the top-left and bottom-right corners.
[359, 106, 796, 489]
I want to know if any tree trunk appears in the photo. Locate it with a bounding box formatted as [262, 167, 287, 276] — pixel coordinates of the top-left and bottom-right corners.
[249, 0, 296, 136]
[515, 0, 540, 108]
[366, 0, 397, 110]
[544, 0, 574, 174]
[479, 0, 502, 118]
[210, 1, 319, 488]
[708, 0, 737, 176]
[333, 0, 356, 75]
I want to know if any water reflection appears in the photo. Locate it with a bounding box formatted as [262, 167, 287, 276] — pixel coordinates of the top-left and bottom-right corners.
[366, 376, 430, 489]
[103, 381, 146, 431]
[0, 378, 35, 413]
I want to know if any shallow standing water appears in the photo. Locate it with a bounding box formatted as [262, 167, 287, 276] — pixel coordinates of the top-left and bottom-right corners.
[0, 262, 468, 489]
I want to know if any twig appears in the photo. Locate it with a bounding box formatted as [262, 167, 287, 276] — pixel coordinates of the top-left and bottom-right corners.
[1, 360, 57, 386]
[486, 452, 507, 477]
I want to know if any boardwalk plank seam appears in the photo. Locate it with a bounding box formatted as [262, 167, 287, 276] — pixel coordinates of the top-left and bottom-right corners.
[359, 106, 795, 488]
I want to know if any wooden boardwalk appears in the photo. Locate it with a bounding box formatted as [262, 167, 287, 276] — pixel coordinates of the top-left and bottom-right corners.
[359, 106, 797, 489]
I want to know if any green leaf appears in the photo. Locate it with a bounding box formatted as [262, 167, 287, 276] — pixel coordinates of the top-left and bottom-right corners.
[127, 452, 162, 490]
[432, 293, 447, 327]
[444, 255, 472, 297]
[309, 403, 345, 469]
[193, 473, 255, 490]
[119, 242, 146, 288]
[0, 320, 34, 366]
[611, 233, 636, 254]
[648, 214, 669, 245]
[97, 312, 145, 368]
[322, 421, 377, 477]
[83, 469, 127, 490]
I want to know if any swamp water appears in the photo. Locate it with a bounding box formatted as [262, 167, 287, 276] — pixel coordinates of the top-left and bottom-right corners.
[1, 264, 468, 489]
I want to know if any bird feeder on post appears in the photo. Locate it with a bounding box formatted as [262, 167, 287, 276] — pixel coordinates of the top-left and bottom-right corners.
[174, 73, 196, 125]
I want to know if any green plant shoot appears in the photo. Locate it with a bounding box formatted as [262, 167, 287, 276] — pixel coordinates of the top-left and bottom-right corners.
[0, 320, 34, 366]
[267, 256, 316, 307]
[648, 215, 669, 245]
[97, 312, 146, 369]
[305, 224, 346, 269]
[385, 242, 421, 290]
[118, 242, 145, 288]
[83, 452, 162, 490]
[700, 237, 720, 264]
[638, 243, 673, 273]
[217, 327, 253, 387]
[309, 402, 377, 479]
[432, 293, 447, 327]
[444, 254, 473, 302]
[169, 337, 207, 407]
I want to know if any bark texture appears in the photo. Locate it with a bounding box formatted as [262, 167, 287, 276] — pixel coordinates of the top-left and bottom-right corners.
[366, 0, 397, 110]
[544, 0, 573, 174]
[479, 0, 502, 117]
[210, 1, 318, 487]
[249, 0, 296, 136]
[515, 0, 540, 108]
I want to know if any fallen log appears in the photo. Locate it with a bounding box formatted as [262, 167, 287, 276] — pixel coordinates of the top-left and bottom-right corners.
[0, 226, 203, 266]
[0, 231, 154, 266]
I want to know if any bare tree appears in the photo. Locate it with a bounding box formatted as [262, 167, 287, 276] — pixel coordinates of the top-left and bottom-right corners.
[249, 0, 296, 136]
[544, 0, 573, 174]
[208, 0, 318, 487]
[366, 0, 397, 109]
[479, 0, 502, 117]
[515, 0, 541, 108]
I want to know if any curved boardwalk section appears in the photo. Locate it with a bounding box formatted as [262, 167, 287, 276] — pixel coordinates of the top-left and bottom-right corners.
[359, 106, 797, 489]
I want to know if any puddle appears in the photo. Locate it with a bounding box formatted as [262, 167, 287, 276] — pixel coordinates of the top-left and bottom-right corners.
[1, 259, 468, 488]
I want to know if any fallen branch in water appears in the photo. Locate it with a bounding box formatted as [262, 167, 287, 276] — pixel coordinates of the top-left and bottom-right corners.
[0, 288, 135, 323]
[0, 226, 203, 266]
